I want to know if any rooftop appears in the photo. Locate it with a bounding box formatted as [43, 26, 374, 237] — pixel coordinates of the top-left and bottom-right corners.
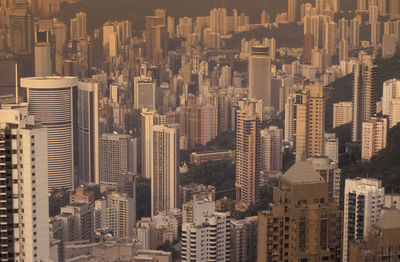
[375, 207, 400, 230]
[282, 161, 324, 184]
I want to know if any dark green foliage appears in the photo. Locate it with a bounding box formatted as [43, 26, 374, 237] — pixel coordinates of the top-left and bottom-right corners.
[342, 123, 400, 193]
[181, 161, 236, 199]
[157, 241, 180, 261]
[136, 178, 151, 220]
[49, 190, 70, 217]
[224, 23, 304, 49]
[206, 130, 236, 150]
[237, 184, 274, 219]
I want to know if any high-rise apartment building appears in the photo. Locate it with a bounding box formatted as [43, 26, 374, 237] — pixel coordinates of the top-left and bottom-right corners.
[151, 124, 180, 217]
[295, 84, 325, 161]
[390, 0, 400, 19]
[106, 191, 136, 238]
[0, 105, 50, 261]
[235, 103, 261, 211]
[231, 216, 258, 262]
[257, 161, 342, 262]
[343, 178, 385, 262]
[288, 0, 298, 22]
[181, 201, 231, 262]
[70, 12, 87, 40]
[200, 104, 218, 146]
[382, 34, 397, 58]
[151, 25, 168, 65]
[352, 61, 378, 142]
[333, 101, 353, 128]
[78, 80, 99, 185]
[350, 18, 360, 48]
[261, 126, 283, 173]
[21, 76, 78, 191]
[382, 78, 400, 116]
[248, 46, 271, 108]
[361, 116, 388, 161]
[141, 109, 165, 179]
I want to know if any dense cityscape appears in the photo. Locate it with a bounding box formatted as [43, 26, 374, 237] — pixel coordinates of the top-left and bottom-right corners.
[0, 0, 400, 261]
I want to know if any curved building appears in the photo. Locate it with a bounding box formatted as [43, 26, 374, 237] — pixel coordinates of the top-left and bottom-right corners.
[21, 76, 78, 191]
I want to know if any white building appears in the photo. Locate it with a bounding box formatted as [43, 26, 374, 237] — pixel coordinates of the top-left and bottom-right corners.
[0, 105, 50, 261]
[151, 124, 180, 217]
[343, 178, 385, 262]
[261, 126, 283, 173]
[361, 116, 388, 161]
[181, 200, 231, 262]
[21, 76, 78, 191]
[333, 101, 352, 128]
[106, 191, 136, 238]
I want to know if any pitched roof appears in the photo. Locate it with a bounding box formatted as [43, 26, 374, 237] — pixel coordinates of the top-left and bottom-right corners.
[375, 208, 400, 230]
[282, 161, 324, 184]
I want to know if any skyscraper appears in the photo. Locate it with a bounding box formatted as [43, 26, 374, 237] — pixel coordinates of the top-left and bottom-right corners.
[235, 103, 261, 211]
[343, 178, 385, 262]
[257, 161, 342, 261]
[78, 80, 99, 185]
[288, 0, 298, 22]
[151, 124, 180, 217]
[0, 105, 49, 261]
[151, 24, 168, 65]
[145, 16, 163, 62]
[21, 76, 78, 191]
[352, 60, 378, 142]
[200, 104, 218, 146]
[248, 46, 271, 108]
[9, 0, 34, 76]
[350, 18, 360, 48]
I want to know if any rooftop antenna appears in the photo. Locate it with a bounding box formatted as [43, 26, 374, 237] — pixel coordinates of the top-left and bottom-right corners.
[15, 62, 18, 104]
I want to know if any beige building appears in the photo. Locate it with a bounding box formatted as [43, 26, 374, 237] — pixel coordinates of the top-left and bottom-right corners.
[333, 101, 353, 128]
[295, 84, 325, 161]
[361, 116, 388, 161]
[151, 124, 180, 216]
[106, 191, 136, 238]
[235, 103, 261, 211]
[257, 161, 342, 262]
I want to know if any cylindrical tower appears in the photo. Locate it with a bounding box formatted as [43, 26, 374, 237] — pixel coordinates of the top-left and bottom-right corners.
[21, 76, 78, 191]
